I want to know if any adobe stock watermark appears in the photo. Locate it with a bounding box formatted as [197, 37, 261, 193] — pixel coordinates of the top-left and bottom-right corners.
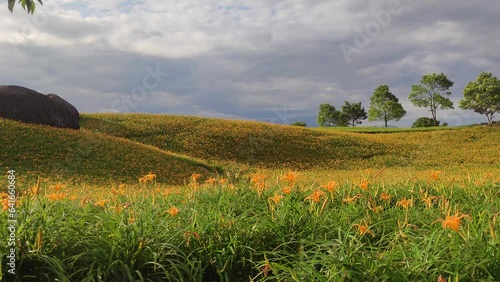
[6, 170, 18, 275]
[340, 0, 412, 63]
[110, 64, 170, 112]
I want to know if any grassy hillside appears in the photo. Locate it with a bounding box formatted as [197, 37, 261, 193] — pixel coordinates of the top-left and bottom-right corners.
[80, 113, 500, 171]
[80, 113, 413, 170]
[0, 118, 216, 184]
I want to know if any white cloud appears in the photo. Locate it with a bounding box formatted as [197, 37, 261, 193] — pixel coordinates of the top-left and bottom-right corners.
[1, 0, 499, 127]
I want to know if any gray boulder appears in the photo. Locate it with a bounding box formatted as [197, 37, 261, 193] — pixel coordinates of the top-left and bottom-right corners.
[0, 85, 80, 129]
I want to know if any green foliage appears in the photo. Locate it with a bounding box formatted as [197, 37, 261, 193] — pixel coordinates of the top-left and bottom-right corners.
[8, 0, 42, 14]
[409, 73, 454, 126]
[317, 103, 335, 127]
[342, 101, 367, 127]
[291, 121, 307, 127]
[368, 85, 406, 127]
[459, 72, 500, 125]
[317, 103, 348, 127]
[412, 117, 439, 128]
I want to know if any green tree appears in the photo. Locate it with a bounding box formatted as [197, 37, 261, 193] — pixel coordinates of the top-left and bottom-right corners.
[412, 117, 439, 128]
[342, 101, 367, 127]
[8, 0, 42, 14]
[317, 103, 337, 127]
[459, 72, 500, 125]
[409, 73, 454, 126]
[317, 103, 348, 127]
[368, 85, 406, 127]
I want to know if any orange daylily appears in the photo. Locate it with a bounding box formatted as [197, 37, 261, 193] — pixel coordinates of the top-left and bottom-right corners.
[281, 171, 299, 186]
[205, 177, 217, 185]
[430, 171, 442, 181]
[436, 211, 471, 233]
[322, 181, 339, 193]
[358, 180, 369, 191]
[353, 221, 375, 237]
[379, 193, 391, 201]
[51, 183, 64, 191]
[268, 194, 284, 205]
[305, 190, 326, 203]
[192, 173, 202, 182]
[281, 187, 292, 195]
[218, 178, 227, 185]
[144, 172, 156, 182]
[94, 200, 108, 207]
[396, 198, 413, 209]
[165, 206, 180, 217]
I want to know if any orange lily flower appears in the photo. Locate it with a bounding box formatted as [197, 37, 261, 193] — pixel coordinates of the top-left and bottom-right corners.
[353, 221, 375, 237]
[165, 206, 180, 217]
[305, 190, 326, 203]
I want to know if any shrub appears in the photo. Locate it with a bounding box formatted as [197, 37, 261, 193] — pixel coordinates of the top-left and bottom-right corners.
[291, 121, 307, 127]
[412, 117, 439, 128]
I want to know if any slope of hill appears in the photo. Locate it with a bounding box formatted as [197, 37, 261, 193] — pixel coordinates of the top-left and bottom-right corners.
[0, 118, 216, 184]
[80, 113, 500, 171]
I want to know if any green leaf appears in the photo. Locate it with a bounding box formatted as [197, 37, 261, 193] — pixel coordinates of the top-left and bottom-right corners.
[8, 0, 15, 12]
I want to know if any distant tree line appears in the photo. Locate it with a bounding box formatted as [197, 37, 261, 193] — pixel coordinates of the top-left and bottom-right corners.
[318, 72, 500, 127]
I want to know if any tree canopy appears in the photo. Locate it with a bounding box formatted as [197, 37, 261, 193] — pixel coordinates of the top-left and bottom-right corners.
[342, 101, 367, 127]
[368, 85, 406, 127]
[459, 72, 500, 125]
[409, 73, 454, 126]
[8, 0, 42, 14]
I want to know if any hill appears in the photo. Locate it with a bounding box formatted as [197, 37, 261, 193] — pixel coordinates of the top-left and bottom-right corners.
[80, 113, 500, 171]
[0, 118, 216, 184]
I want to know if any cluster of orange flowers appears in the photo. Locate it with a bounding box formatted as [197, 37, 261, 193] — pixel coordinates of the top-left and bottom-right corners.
[139, 172, 156, 184]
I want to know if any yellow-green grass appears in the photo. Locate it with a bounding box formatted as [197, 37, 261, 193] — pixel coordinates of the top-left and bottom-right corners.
[0, 118, 217, 185]
[80, 113, 500, 172]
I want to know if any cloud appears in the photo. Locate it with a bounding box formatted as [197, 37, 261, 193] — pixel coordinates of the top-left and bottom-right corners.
[1, 0, 500, 127]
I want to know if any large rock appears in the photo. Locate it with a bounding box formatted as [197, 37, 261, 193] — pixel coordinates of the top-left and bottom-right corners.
[0, 85, 80, 129]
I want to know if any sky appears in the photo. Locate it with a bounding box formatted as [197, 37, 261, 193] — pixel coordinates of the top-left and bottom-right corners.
[1, 0, 499, 127]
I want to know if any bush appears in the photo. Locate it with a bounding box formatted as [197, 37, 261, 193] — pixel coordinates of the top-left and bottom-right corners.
[442, 122, 448, 127]
[412, 117, 439, 128]
[291, 121, 307, 127]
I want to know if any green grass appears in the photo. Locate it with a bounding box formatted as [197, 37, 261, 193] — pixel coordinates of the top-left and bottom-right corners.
[1, 175, 499, 281]
[0, 118, 217, 185]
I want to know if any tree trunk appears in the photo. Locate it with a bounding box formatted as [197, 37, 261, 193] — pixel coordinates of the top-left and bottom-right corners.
[431, 110, 438, 126]
[487, 113, 493, 125]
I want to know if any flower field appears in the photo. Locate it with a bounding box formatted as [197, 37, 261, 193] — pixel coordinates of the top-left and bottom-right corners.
[0, 170, 499, 281]
[1, 114, 499, 281]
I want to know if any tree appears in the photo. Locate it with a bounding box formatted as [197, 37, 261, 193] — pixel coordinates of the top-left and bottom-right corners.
[408, 73, 454, 126]
[317, 103, 336, 127]
[412, 117, 439, 128]
[317, 103, 348, 127]
[8, 0, 42, 14]
[342, 101, 367, 127]
[459, 72, 500, 125]
[368, 85, 406, 127]
[291, 121, 307, 127]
